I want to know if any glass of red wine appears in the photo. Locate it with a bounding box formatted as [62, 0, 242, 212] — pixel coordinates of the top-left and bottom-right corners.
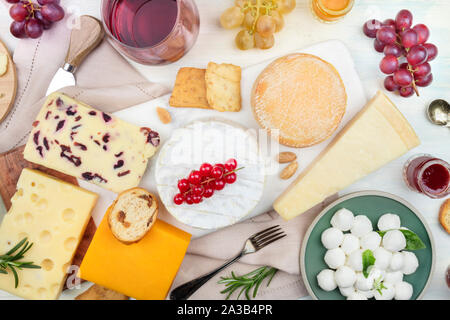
[403, 154, 450, 199]
[101, 0, 200, 65]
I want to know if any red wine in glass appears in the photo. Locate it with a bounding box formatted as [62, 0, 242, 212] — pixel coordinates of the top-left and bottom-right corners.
[102, 0, 200, 65]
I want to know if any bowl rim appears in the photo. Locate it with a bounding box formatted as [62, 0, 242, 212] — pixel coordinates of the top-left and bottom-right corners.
[299, 190, 436, 300]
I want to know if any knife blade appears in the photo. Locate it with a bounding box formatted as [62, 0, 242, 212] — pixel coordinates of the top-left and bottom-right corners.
[46, 15, 105, 96]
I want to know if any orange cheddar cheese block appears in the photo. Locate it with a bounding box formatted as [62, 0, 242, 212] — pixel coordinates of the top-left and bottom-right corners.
[79, 209, 191, 300]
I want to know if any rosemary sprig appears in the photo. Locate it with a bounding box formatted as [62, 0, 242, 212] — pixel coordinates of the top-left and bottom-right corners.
[218, 266, 278, 300]
[0, 238, 41, 288]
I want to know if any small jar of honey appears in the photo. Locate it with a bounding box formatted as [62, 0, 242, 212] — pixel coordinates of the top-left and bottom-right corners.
[310, 0, 354, 23]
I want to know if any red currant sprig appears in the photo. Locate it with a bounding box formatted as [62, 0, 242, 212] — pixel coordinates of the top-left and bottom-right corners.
[173, 159, 244, 206]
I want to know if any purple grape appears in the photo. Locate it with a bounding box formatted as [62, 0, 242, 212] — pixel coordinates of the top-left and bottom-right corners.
[9, 3, 29, 22]
[41, 3, 64, 22]
[413, 62, 431, 78]
[423, 43, 438, 61]
[395, 9, 413, 31]
[401, 29, 418, 48]
[384, 44, 403, 57]
[376, 26, 397, 45]
[10, 20, 27, 38]
[393, 68, 413, 86]
[37, 0, 60, 4]
[25, 18, 43, 39]
[35, 10, 52, 30]
[384, 76, 399, 92]
[399, 86, 414, 97]
[374, 39, 386, 53]
[413, 24, 429, 44]
[363, 19, 381, 38]
[383, 19, 396, 30]
[380, 55, 399, 74]
[415, 73, 433, 87]
[407, 45, 428, 66]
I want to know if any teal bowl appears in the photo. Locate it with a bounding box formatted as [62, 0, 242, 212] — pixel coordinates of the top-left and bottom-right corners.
[300, 191, 435, 300]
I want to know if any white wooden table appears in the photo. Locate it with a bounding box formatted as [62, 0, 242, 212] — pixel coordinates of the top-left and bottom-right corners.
[0, 0, 449, 300]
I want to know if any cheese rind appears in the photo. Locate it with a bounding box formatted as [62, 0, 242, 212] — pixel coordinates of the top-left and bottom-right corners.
[79, 210, 191, 300]
[274, 91, 420, 220]
[23, 93, 160, 193]
[0, 168, 98, 300]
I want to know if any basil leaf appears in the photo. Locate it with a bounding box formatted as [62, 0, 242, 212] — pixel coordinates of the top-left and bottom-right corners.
[400, 229, 426, 250]
[362, 249, 376, 278]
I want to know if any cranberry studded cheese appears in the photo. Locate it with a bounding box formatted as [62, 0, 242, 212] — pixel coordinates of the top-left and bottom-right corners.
[24, 93, 160, 193]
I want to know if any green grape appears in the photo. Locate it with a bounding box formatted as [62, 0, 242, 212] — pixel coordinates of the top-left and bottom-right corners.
[255, 32, 275, 49]
[278, 0, 296, 14]
[243, 11, 255, 30]
[220, 6, 245, 29]
[270, 10, 284, 32]
[256, 14, 276, 37]
[235, 29, 255, 50]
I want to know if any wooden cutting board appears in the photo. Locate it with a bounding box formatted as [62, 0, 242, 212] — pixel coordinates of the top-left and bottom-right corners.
[0, 39, 17, 123]
[0, 145, 97, 289]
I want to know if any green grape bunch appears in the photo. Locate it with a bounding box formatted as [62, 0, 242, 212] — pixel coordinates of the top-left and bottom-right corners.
[220, 0, 296, 50]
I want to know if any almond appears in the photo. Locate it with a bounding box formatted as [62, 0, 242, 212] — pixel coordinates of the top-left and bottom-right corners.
[277, 151, 297, 163]
[280, 161, 298, 180]
[156, 107, 171, 124]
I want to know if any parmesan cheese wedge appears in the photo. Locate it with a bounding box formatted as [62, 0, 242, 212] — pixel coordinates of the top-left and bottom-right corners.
[274, 91, 420, 220]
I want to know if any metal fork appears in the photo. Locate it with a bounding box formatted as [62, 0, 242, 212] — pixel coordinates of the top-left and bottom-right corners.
[170, 225, 286, 300]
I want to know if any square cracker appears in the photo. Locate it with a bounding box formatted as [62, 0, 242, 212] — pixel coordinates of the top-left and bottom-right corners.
[205, 62, 241, 112]
[169, 67, 210, 109]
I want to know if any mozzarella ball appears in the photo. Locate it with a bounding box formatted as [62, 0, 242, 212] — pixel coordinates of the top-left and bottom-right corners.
[394, 281, 413, 300]
[389, 252, 404, 271]
[374, 247, 392, 270]
[339, 286, 356, 297]
[331, 208, 354, 231]
[347, 292, 367, 300]
[324, 248, 346, 269]
[317, 269, 337, 291]
[351, 215, 373, 237]
[346, 249, 363, 272]
[321, 227, 344, 249]
[355, 272, 374, 291]
[402, 251, 419, 275]
[378, 213, 401, 231]
[357, 289, 374, 299]
[340, 234, 360, 255]
[374, 282, 395, 300]
[335, 266, 357, 288]
[384, 271, 403, 284]
[382, 230, 406, 252]
[360, 231, 381, 251]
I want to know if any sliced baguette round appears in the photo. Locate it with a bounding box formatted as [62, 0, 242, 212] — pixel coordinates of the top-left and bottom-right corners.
[108, 188, 158, 244]
[439, 198, 450, 234]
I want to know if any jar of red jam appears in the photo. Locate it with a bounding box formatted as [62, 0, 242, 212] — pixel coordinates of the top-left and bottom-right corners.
[403, 154, 450, 199]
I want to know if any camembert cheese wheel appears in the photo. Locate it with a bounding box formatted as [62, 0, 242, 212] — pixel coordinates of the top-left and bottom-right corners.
[155, 120, 265, 229]
[251, 53, 347, 148]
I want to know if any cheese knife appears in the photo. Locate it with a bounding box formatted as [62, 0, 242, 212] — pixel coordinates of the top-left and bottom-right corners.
[46, 15, 105, 96]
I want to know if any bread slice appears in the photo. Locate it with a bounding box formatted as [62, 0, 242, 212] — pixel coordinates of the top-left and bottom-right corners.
[108, 188, 158, 244]
[75, 284, 129, 300]
[439, 198, 450, 234]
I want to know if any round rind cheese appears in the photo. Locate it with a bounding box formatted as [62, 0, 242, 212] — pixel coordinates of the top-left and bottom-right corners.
[251, 53, 347, 148]
[155, 119, 265, 229]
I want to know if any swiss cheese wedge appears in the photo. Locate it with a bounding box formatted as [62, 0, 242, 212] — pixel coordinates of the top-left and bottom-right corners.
[274, 91, 420, 220]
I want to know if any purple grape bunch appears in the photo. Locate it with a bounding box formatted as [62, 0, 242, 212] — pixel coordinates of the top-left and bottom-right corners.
[363, 9, 438, 97]
[7, 0, 65, 39]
